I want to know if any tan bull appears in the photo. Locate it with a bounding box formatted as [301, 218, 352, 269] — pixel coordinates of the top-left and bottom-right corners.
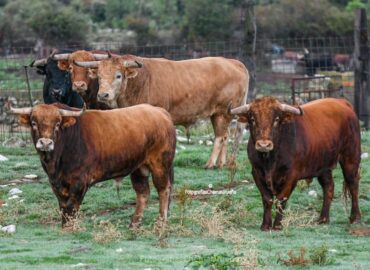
[74, 55, 249, 169]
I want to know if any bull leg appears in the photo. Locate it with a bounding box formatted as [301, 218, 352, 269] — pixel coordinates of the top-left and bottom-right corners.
[252, 169, 273, 231]
[129, 168, 150, 228]
[317, 170, 334, 224]
[217, 134, 229, 168]
[273, 181, 297, 230]
[54, 182, 88, 227]
[205, 114, 231, 169]
[151, 165, 172, 228]
[340, 160, 361, 224]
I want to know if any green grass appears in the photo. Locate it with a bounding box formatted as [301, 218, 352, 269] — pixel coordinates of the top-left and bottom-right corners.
[0, 130, 369, 269]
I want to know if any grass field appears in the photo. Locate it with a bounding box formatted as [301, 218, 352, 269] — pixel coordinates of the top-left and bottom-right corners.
[0, 128, 369, 270]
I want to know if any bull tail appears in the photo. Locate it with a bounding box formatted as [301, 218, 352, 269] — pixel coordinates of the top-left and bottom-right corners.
[114, 178, 122, 200]
[227, 69, 249, 174]
[342, 181, 350, 206]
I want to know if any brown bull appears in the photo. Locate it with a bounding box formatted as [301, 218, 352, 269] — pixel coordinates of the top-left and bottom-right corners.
[53, 50, 112, 109]
[11, 104, 176, 227]
[231, 97, 361, 231]
[74, 55, 249, 169]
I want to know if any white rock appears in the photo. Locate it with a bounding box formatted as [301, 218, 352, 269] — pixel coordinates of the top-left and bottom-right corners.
[9, 188, 22, 196]
[116, 248, 123, 253]
[179, 145, 186, 150]
[0, 185, 9, 188]
[198, 140, 203, 145]
[308, 190, 318, 198]
[329, 249, 338, 253]
[206, 140, 213, 146]
[0, 154, 8, 161]
[1, 224, 16, 233]
[208, 184, 213, 189]
[24, 174, 38, 180]
[8, 195, 19, 200]
[2, 203, 8, 207]
[177, 136, 188, 143]
[361, 152, 369, 159]
[71, 263, 89, 268]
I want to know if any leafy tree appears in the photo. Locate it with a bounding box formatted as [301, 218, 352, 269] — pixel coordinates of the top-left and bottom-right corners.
[183, 0, 234, 42]
[30, 5, 90, 46]
[256, 0, 354, 38]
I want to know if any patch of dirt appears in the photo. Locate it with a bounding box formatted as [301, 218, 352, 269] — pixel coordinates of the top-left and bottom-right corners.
[349, 227, 370, 237]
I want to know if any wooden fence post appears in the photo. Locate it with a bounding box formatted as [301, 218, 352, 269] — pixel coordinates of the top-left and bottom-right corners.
[354, 8, 370, 129]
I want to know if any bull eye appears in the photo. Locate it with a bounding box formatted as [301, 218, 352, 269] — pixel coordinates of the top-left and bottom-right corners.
[250, 117, 255, 125]
[116, 74, 122, 80]
[55, 122, 60, 130]
[273, 116, 280, 126]
[31, 121, 37, 128]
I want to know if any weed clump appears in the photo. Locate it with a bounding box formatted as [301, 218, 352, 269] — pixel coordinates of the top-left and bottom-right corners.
[92, 219, 121, 244]
[186, 252, 241, 270]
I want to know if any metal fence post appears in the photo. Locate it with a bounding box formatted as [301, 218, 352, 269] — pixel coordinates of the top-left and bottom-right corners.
[354, 8, 370, 129]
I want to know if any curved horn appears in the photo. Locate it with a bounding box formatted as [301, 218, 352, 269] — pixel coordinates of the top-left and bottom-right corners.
[279, 103, 303, 115]
[123, 60, 143, 68]
[49, 49, 58, 58]
[230, 104, 251, 114]
[93, 54, 109, 60]
[58, 104, 86, 117]
[73, 60, 100, 68]
[30, 58, 47, 67]
[52, 53, 71, 60]
[10, 107, 33, 115]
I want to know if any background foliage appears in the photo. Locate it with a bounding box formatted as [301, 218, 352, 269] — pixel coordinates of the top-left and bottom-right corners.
[0, 0, 367, 49]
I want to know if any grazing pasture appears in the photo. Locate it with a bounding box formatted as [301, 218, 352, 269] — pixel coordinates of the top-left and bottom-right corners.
[0, 126, 369, 270]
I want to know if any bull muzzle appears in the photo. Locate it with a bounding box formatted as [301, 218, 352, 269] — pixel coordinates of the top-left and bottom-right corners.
[51, 88, 63, 100]
[72, 81, 88, 92]
[36, 138, 55, 152]
[255, 140, 274, 152]
[97, 92, 110, 101]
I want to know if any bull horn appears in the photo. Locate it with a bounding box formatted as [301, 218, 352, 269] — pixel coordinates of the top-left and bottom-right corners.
[280, 103, 303, 115]
[123, 60, 143, 68]
[73, 60, 100, 68]
[52, 53, 71, 60]
[230, 104, 251, 114]
[30, 58, 47, 67]
[10, 107, 33, 115]
[58, 104, 86, 117]
[93, 54, 109, 60]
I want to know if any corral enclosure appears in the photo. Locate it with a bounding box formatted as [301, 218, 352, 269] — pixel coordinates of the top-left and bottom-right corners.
[0, 36, 355, 140]
[1, 36, 369, 270]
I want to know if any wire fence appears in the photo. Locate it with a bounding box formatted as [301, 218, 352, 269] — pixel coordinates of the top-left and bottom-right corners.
[0, 36, 355, 141]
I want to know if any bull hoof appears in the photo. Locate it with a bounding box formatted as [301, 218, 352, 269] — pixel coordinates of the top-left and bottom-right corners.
[154, 217, 167, 235]
[260, 224, 272, 231]
[318, 217, 329, 224]
[272, 225, 282, 231]
[129, 221, 141, 229]
[350, 215, 361, 224]
[204, 164, 216, 170]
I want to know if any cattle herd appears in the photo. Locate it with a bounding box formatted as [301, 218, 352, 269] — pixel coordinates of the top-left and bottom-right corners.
[10, 49, 362, 231]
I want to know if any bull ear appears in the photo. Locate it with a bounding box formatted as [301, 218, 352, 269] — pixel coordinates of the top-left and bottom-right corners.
[88, 68, 98, 79]
[62, 117, 76, 129]
[18, 114, 31, 126]
[58, 60, 70, 71]
[125, 69, 138, 79]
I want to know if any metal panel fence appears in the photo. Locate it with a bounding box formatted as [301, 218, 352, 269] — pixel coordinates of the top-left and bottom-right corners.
[0, 37, 355, 141]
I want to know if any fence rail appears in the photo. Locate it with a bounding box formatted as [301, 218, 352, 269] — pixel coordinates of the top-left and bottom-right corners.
[0, 37, 355, 140]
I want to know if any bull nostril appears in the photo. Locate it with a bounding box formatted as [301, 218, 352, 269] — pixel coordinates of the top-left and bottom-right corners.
[98, 93, 109, 99]
[256, 140, 274, 152]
